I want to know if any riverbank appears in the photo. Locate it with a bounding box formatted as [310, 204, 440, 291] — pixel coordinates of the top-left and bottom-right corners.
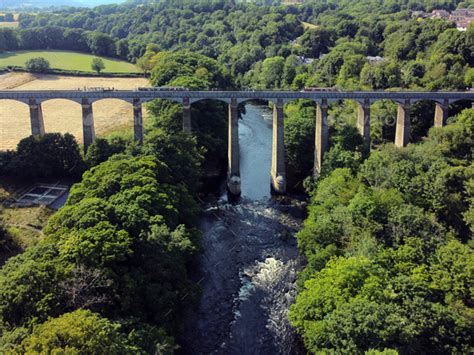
[178, 103, 307, 354]
[179, 197, 306, 354]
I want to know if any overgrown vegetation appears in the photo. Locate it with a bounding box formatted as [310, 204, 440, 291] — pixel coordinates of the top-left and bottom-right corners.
[0, 49, 231, 352]
[0, 0, 473, 353]
[289, 109, 474, 353]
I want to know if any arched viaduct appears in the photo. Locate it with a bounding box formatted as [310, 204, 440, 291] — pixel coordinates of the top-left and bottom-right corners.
[1, 89, 473, 195]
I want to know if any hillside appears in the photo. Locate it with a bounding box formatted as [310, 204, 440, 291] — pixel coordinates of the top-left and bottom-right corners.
[0, 50, 139, 73]
[0, 0, 124, 8]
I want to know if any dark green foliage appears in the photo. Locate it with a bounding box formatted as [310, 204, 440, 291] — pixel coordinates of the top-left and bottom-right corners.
[67, 155, 198, 231]
[0, 152, 200, 350]
[1, 2, 472, 353]
[284, 100, 316, 189]
[91, 57, 105, 73]
[0, 243, 67, 327]
[14, 309, 174, 354]
[3, 14, 14, 22]
[24, 57, 50, 73]
[5, 133, 85, 180]
[146, 50, 231, 175]
[143, 130, 203, 193]
[298, 28, 335, 58]
[84, 136, 128, 167]
[290, 108, 474, 353]
[321, 125, 367, 176]
[290, 239, 473, 354]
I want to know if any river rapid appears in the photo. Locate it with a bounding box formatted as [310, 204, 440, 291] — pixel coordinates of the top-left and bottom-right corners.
[179, 104, 306, 355]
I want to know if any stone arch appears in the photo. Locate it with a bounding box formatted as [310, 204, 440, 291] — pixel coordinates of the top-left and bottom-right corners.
[409, 99, 445, 142]
[187, 98, 229, 132]
[39, 98, 83, 144]
[448, 98, 473, 118]
[368, 98, 401, 145]
[189, 97, 230, 105]
[89, 98, 138, 139]
[0, 99, 31, 150]
[139, 97, 182, 104]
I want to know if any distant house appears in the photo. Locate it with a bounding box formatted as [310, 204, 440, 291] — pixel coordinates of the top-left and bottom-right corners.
[411, 11, 429, 19]
[431, 9, 450, 19]
[425, 8, 473, 31]
[297, 56, 314, 64]
[366, 56, 384, 64]
[451, 8, 474, 18]
[450, 8, 474, 31]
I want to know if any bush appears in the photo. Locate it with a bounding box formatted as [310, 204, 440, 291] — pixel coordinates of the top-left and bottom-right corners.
[84, 136, 128, 168]
[7, 133, 86, 179]
[91, 57, 105, 74]
[17, 310, 135, 353]
[25, 57, 50, 73]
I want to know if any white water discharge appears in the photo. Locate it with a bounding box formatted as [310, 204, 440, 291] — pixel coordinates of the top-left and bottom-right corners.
[179, 104, 305, 355]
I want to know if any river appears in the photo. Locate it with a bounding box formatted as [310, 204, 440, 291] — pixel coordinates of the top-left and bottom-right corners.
[179, 103, 305, 355]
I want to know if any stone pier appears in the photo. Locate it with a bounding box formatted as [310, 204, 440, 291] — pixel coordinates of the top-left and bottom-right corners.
[434, 100, 449, 127]
[395, 100, 410, 147]
[133, 98, 144, 143]
[271, 98, 286, 194]
[227, 98, 241, 195]
[183, 97, 192, 133]
[314, 99, 329, 176]
[81, 98, 95, 152]
[28, 99, 45, 137]
[357, 99, 371, 145]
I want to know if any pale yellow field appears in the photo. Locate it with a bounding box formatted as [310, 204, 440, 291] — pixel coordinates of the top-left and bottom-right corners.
[0, 73, 150, 150]
[0, 13, 19, 28]
[0, 22, 19, 28]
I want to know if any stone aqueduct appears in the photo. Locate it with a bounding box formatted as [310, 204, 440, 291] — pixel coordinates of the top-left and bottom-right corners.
[1, 89, 473, 195]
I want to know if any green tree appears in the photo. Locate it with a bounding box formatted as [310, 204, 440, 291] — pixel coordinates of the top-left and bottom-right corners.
[18, 310, 135, 353]
[298, 28, 335, 58]
[91, 57, 105, 74]
[7, 133, 85, 179]
[25, 57, 50, 73]
[4, 13, 14, 22]
[259, 56, 285, 88]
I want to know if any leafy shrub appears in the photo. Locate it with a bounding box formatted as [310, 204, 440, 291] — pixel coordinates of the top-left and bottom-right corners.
[25, 57, 50, 73]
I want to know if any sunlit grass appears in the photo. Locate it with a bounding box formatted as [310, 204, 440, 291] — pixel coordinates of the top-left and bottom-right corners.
[0, 50, 140, 73]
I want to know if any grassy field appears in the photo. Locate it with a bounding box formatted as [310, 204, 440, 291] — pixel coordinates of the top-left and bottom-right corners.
[0, 72, 150, 150]
[0, 13, 21, 28]
[0, 50, 140, 73]
[0, 177, 53, 264]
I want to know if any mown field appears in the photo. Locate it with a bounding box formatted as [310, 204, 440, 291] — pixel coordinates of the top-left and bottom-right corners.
[0, 50, 140, 73]
[0, 22, 18, 28]
[0, 72, 150, 150]
[0, 12, 19, 28]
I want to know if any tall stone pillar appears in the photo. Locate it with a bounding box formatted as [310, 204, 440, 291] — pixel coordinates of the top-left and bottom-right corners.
[271, 99, 286, 194]
[81, 98, 95, 152]
[182, 97, 192, 133]
[395, 100, 410, 147]
[434, 100, 449, 127]
[314, 99, 329, 176]
[357, 99, 371, 145]
[133, 98, 144, 143]
[28, 99, 45, 137]
[227, 98, 241, 195]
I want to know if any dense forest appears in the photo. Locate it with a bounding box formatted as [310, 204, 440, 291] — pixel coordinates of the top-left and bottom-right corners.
[0, 0, 473, 353]
[0, 49, 232, 352]
[1, 0, 472, 91]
